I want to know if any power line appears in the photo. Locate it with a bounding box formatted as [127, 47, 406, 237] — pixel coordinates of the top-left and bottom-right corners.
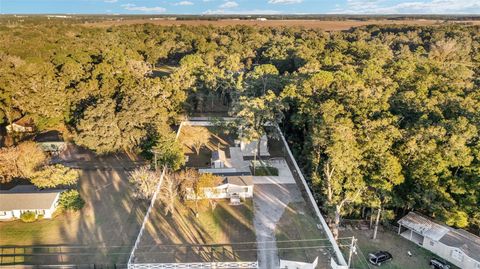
[0, 237, 354, 250]
[0, 244, 337, 257]
[355, 244, 373, 269]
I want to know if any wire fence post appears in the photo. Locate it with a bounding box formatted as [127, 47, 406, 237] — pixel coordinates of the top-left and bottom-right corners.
[347, 236, 357, 268]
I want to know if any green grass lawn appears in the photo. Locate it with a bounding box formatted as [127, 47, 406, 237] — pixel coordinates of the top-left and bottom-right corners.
[251, 165, 279, 176]
[275, 202, 328, 263]
[0, 167, 146, 265]
[339, 229, 459, 269]
[197, 200, 255, 244]
[135, 199, 256, 263]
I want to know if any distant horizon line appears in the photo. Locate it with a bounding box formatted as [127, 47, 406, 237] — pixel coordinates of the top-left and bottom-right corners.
[2, 13, 480, 17]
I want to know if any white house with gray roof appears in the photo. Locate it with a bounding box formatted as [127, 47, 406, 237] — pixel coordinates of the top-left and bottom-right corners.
[0, 185, 63, 220]
[186, 176, 254, 205]
[398, 211, 480, 269]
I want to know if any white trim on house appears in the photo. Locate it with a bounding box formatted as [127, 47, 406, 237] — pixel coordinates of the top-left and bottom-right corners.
[186, 176, 254, 203]
[6, 122, 34, 133]
[0, 186, 63, 220]
[398, 212, 480, 269]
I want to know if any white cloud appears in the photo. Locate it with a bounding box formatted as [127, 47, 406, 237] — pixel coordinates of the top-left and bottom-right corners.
[174, 1, 194, 6]
[121, 3, 166, 13]
[203, 9, 281, 14]
[219, 1, 239, 8]
[268, 0, 303, 4]
[333, 0, 480, 14]
[104, 0, 118, 3]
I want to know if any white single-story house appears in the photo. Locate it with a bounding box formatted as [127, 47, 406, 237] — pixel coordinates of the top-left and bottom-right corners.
[186, 176, 254, 205]
[211, 149, 227, 168]
[6, 118, 35, 133]
[398, 212, 480, 269]
[34, 131, 67, 153]
[37, 141, 67, 153]
[0, 185, 63, 220]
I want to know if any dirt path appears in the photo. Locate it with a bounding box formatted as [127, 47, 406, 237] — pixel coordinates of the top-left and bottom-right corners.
[253, 184, 303, 269]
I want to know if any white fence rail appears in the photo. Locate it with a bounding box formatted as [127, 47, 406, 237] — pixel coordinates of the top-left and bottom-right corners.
[275, 125, 348, 268]
[129, 261, 258, 269]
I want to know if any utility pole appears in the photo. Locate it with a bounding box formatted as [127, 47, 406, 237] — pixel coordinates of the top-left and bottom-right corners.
[347, 236, 357, 268]
[253, 147, 257, 175]
[152, 150, 159, 171]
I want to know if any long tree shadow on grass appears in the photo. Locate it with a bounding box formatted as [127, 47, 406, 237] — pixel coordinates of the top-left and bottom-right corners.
[133, 199, 256, 263]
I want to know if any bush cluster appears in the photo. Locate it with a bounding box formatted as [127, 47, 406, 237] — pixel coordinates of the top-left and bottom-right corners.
[59, 190, 85, 211]
[20, 211, 37, 223]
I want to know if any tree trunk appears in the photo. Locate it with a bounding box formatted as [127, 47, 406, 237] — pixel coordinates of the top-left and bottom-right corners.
[195, 195, 199, 218]
[257, 138, 261, 160]
[369, 212, 374, 229]
[332, 205, 341, 240]
[372, 206, 382, 240]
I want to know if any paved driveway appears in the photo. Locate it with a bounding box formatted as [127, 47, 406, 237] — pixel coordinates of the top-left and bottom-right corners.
[252, 176, 295, 184]
[253, 184, 303, 269]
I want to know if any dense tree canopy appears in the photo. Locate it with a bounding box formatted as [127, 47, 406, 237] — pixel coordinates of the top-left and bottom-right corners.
[0, 20, 478, 232]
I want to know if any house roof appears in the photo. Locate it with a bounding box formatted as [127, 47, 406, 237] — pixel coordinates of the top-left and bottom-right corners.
[440, 229, 480, 260]
[0, 185, 63, 211]
[399, 212, 480, 260]
[212, 149, 226, 162]
[224, 176, 253, 186]
[34, 130, 64, 142]
[38, 141, 66, 152]
[398, 212, 450, 241]
[12, 117, 35, 128]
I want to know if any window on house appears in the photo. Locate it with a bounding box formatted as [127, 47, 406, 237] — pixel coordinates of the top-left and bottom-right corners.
[451, 249, 463, 262]
[475, 262, 480, 269]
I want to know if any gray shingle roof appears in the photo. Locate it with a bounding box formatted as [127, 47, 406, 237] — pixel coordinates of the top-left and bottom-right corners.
[224, 176, 253, 186]
[212, 150, 226, 162]
[0, 185, 63, 211]
[440, 229, 480, 260]
[399, 212, 480, 260]
[398, 211, 449, 241]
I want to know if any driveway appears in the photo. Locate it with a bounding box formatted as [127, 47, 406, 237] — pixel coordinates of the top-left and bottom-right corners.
[252, 176, 295, 184]
[253, 184, 303, 269]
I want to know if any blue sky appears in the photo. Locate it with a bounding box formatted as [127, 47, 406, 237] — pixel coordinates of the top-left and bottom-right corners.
[1, 0, 479, 14]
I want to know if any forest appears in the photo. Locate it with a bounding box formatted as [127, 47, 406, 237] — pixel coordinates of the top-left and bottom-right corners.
[0, 19, 479, 235]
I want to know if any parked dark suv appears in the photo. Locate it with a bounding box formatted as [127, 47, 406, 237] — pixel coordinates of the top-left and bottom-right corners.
[368, 251, 393, 266]
[430, 258, 450, 269]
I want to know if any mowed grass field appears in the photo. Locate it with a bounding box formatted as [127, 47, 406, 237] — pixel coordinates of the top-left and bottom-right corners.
[339, 229, 459, 269]
[134, 200, 256, 263]
[275, 202, 332, 268]
[83, 19, 480, 30]
[0, 150, 148, 265]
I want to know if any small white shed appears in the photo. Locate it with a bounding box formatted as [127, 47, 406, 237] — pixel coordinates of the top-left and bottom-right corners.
[211, 149, 227, 168]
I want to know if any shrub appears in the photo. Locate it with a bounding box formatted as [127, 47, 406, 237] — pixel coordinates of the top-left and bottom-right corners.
[251, 165, 279, 176]
[59, 190, 85, 211]
[20, 211, 37, 223]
